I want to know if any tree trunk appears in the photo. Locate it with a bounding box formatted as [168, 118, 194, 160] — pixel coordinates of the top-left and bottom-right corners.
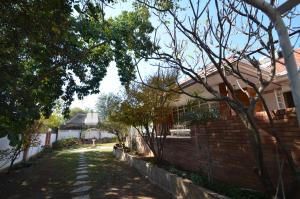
[22, 147, 29, 162]
[273, 13, 300, 126]
[238, 110, 275, 195]
[244, 0, 300, 126]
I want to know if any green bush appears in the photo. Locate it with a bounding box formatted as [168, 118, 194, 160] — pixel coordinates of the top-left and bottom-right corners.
[111, 137, 118, 143]
[52, 138, 82, 150]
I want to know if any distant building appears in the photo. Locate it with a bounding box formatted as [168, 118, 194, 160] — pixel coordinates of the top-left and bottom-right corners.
[58, 112, 115, 140]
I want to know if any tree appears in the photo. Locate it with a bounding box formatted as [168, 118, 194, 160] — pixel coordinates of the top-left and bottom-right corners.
[100, 120, 128, 145]
[96, 93, 121, 120]
[96, 93, 129, 145]
[0, 1, 155, 151]
[114, 72, 179, 163]
[1, 120, 43, 173]
[243, 0, 300, 126]
[68, 107, 87, 119]
[41, 113, 65, 134]
[137, 0, 300, 197]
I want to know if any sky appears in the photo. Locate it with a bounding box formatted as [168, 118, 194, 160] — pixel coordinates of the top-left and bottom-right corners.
[71, 63, 122, 109]
[70, 0, 300, 110]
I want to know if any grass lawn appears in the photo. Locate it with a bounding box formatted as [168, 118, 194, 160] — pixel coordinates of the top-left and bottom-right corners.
[0, 148, 80, 198]
[0, 143, 169, 199]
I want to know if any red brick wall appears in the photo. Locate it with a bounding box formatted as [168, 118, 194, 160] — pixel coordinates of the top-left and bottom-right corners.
[136, 108, 300, 192]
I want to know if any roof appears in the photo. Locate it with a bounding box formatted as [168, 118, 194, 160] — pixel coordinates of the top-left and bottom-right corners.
[179, 49, 300, 88]
[275, 48, 300, 75]
[179, 57, 268, 88]
[62, 112, 100, 129]
[66, 113, 87, 125]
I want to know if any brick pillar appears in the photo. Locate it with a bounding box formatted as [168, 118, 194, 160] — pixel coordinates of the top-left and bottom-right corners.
[45, 132, 51, 146]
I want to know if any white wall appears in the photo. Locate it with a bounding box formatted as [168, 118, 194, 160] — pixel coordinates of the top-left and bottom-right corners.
[84, 130, 101, 139]
[83, 130, 116, 139]
[27, 134, 46, 158]
[173, 83, 217, 106]
[58, 129, 116, 140]
[0, 136, 24, 169]
[263, 92, 278, 111]
[57, 129, 81, 140]
[0, 133, 55, 171]
[50, 133, 57, 146]
[101, 131, 116, 138]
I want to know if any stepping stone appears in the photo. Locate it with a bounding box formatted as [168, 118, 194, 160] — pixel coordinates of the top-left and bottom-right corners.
[76, 175, 89, 180]
[73, 180, 90, 186]
[72, 194, 90, 199]
[70, 185, 92, 194]
[78, 163, 87, 167]
[77, 166, 88, 170]
[76, 170, 88, 174]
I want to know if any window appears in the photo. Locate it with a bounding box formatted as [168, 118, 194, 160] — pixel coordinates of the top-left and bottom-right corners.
[275, 89, 285, 109]
[283, 91, 295, 108]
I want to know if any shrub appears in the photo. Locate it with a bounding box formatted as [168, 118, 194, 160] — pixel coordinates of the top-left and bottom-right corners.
[113, 143, 131, 152]
[52, 138, 82, 150]
[167, 165, 268, 199]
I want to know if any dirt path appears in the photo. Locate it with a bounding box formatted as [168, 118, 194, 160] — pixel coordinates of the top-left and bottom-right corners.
[0, 145, 171, 199]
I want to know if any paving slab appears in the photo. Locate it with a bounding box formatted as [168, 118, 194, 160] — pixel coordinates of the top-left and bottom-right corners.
[70, 185, 92, 194]
[72, 194, 90, 199]
[77, 166, 88, 170]
[73, 180, 91, 186]
[76, 170, 88, 174]
[76, 175, 89, 180]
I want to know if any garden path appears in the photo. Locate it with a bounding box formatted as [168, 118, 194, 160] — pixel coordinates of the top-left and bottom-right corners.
[0, 144, 171, 199]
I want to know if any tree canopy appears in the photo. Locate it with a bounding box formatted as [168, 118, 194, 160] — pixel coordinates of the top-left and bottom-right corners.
[0, 0, 155, 146]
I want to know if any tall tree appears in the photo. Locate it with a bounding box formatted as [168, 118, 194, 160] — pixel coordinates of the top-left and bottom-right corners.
[137, 0, 300, 197]
[114, 72, 179, 163]
[68, 107, 87, 119]
[243, 0, 300, 125]
[95, 93, 129, 144]
[0, 1, 155, 148]
[96, 93, 121, 120]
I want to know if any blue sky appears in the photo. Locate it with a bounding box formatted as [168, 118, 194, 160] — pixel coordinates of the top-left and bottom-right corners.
[71, 0, 300, 110]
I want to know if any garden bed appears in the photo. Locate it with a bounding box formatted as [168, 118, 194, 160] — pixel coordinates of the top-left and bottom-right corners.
[123, 149, 268, 199]
[113, 148, 230, 199]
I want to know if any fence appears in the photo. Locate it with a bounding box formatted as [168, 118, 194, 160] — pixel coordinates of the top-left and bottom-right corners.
[0, 133, 56, 171]
[57, 129, 116, 140]
[131, 108, 300, 193]
[57, 129, 81, 140]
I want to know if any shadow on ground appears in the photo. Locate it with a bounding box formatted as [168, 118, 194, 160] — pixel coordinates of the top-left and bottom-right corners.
[0, 145, 171, 199]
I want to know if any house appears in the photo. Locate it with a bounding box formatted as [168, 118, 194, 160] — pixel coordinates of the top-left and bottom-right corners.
[169, 49, 300, 135]
[129, 50, 300, 192]
[58, 112, 116, 140]
[128, 49, 300, 194]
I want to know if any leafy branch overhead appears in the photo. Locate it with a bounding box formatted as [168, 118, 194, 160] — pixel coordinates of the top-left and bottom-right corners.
[0, 1, 155, 146]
